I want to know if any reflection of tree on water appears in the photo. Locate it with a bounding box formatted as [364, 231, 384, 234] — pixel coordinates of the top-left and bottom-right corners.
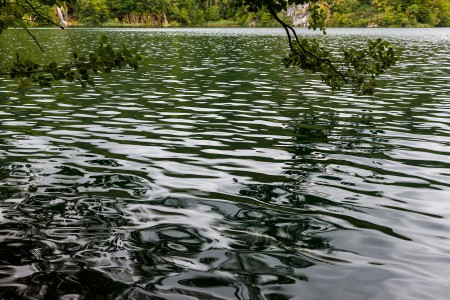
[238, 110, 385, 208]
[236, 107, 345, 208]
[232, 110, 412, 295]
[287, 112, 339, 180]
[287, 111, 384, 179]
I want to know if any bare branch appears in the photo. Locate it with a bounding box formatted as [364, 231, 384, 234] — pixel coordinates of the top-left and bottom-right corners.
[23, 26, 45, 52]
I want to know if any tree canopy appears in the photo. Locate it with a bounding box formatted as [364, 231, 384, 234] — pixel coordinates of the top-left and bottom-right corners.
[329, 0, 450, 27]
[1, 0, 399, 96]
[4, 0, 448, 27]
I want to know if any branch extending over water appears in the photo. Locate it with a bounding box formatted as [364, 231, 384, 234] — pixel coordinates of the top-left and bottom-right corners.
[264, 0, 348, 80]
[22, 26, 45, 52]
[260, 0, 398, 94]
[1, 36, 142, 91]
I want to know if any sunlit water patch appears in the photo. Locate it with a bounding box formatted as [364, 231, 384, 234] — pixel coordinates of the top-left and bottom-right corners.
[1, 28, 450, 299]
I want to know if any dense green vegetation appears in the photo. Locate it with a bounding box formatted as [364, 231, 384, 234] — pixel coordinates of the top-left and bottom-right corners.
[10, 0, 450, 27]
[19, 0, 280, 27]
[328, 0, 450, 27]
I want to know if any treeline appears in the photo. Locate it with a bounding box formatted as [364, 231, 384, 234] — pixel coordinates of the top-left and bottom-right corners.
[30, 0, 280, 27]
[327, 0, 450, 27]
[25, 0, 450, 27]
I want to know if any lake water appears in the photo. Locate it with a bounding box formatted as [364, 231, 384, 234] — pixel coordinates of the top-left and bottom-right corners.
[0, 27, 450, 299]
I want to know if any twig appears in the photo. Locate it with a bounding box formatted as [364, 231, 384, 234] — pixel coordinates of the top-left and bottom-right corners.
[23, 26, 45, 52]
[0, 61, 91, 77]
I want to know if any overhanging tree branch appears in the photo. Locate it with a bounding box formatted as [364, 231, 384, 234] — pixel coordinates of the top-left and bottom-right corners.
[258, 0, 397, 94]
[23, 26, 45, 52]
[2, 35, 142, 91]
[263, 0, 348, 81]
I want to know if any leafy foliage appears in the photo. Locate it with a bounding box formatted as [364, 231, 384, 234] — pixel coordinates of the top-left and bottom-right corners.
[7, 0, 449, 27]
[1, 0, 61, 30]
[237, 0, 397, 94]
[5, 35, 141, 89]
[283, 36, 397, 94]
[1, 1, 142, 94]
[328, 0, 450, 27]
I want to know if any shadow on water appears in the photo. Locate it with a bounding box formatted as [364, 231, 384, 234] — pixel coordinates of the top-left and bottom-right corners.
[0, 110, 414, 299]
[0, 195, 323, 299]
[0, 147, 325, 299]
[0, 157, 329, 299]
[0, 123, 348, 299]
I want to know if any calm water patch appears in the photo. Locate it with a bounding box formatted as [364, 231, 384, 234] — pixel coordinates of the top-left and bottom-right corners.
[1, 27, 450, 299]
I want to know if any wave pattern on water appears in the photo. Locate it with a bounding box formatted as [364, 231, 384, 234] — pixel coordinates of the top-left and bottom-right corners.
[1, 28, 450, 299]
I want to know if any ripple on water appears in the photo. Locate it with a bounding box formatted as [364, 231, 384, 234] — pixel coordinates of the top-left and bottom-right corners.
[1, 28, 450, 299]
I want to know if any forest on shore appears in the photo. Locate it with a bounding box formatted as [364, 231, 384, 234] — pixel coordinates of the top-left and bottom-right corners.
[17, 0, 450, 28]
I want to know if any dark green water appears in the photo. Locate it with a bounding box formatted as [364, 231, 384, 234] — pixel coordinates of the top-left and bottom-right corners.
[0, 28, 449, 299]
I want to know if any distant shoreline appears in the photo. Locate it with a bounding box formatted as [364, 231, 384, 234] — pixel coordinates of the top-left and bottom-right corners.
[26, 24, 449, 29]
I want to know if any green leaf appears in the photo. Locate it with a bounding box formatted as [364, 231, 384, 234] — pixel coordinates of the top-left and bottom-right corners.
[66, 73, 74, 82]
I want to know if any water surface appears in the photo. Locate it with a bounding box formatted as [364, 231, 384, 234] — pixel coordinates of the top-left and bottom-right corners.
[1, 27, 450, 299]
